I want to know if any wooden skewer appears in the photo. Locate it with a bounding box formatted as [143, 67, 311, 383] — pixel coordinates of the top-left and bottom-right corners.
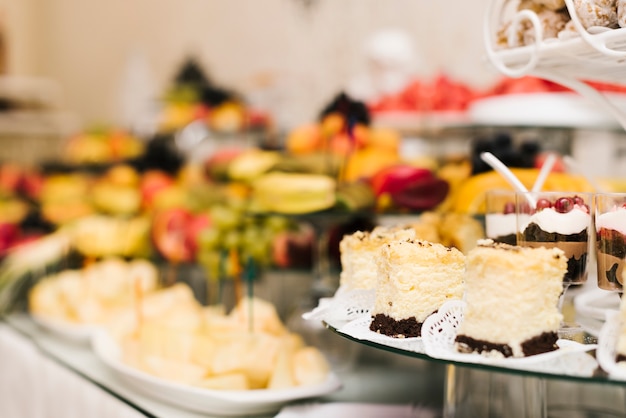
[230, 248, 242, 304]
[133, 275, 143, 339]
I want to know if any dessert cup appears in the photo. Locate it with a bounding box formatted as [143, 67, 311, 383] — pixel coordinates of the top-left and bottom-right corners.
[516, 191, 592, 337]
[485, 189, 517, 245]
[516, 191, 592, 286]
[594, 192, 626, 293]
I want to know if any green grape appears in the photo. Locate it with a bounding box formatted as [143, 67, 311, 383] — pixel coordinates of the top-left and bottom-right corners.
[202, 200, 292, 273]
[227, 194, 249, 212]
[198, 227, 221, 250]
[241, 215, 257, 229]
[260, 222, 283, 243]
[241, 225, 262, 248]
[197, 250, 222, 281]
[222, 229, 242, 250]
[210, 205, 240, 230]
[242, 243, 270, 269]
[264, 215, 292, 233]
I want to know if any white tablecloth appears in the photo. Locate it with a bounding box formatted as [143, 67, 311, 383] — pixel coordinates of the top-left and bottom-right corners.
[0, 315, 444, 418]
[0, 324, 144, 418]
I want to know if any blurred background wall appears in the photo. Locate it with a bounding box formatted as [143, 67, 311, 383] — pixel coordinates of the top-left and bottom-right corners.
[1, 0, 499, 130]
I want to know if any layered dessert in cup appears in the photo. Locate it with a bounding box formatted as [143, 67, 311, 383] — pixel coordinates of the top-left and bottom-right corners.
[516, 192, 592, 286]
[595, 193, 626, 292]
[485, 189, 517, 245]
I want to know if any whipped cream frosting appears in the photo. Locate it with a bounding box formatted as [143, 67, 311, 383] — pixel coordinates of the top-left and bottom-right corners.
[596, 207, 626, 235]
[520, 206, 590, 235]
[486, 213, 517, 238]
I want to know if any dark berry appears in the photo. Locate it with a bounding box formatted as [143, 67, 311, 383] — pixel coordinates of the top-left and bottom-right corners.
[573, 195, 585, 206]
[503, 201, 515, 214]
[535, 198, 552, 211]
[554, 197, 574, 213]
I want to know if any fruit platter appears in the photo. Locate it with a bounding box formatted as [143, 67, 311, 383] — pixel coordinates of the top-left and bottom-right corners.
[22, 251, 340, 415]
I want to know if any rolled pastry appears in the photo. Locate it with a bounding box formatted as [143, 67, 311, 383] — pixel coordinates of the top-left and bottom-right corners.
[525, 0, 567, 11]
[572, 0, 618, 29]
[617, 0, 626, 27]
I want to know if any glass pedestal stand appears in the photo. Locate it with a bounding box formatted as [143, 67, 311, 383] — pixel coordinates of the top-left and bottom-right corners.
[289, 213, 368, 372]
[445, 367, 626, 417]
[545, 379, 626, 418]
[306, 213, 364, 298]
[444, 365, 547, 418]
[310, 217, 336, 299]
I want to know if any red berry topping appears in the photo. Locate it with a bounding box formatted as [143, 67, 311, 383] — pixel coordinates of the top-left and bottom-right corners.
[554, 197, 574, 213]
[503, 201, 515, 214]
[573, 195, 585, 206]
[535, 198, 552, 211]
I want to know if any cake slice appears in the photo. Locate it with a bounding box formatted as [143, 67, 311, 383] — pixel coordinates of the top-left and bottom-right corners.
[455, 239, 566, 358]
[369, 238, 465, 338]
[339, 225, 416, 291]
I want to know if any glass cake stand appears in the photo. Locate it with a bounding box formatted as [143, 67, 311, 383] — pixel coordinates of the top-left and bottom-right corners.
[324, 320, 626, 418]
[321, 279, 626, 418]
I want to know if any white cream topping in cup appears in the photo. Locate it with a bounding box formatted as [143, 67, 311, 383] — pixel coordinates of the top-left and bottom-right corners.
[486, 213, 517, 238]
[521, 206, 590, 235]
[596, 207, 626, 235]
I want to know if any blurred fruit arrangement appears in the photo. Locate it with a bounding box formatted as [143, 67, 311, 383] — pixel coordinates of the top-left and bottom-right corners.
[368, 74, 626, 116]
[0, 110, 610, 266]
[62, 127, 146, 166]
[369, 73, 479, 114]
[0, 85, 621, 322]
[0, 162, 45, 252]
[282, 93, 450, 213]
[159, 58, 269, 135]
[16, 164, 302, 269]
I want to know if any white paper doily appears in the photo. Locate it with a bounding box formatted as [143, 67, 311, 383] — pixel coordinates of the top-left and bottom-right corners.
[597, 311, 626, 380]
[337, 316, 425, 354]
[302, 286, 375, 326]
[301, 297, 335, 321]
[422, 301, 598, 374]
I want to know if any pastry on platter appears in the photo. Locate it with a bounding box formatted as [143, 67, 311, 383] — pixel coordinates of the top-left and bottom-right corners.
[369, 239, 465, 338]
[455, 240, 566, 358]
